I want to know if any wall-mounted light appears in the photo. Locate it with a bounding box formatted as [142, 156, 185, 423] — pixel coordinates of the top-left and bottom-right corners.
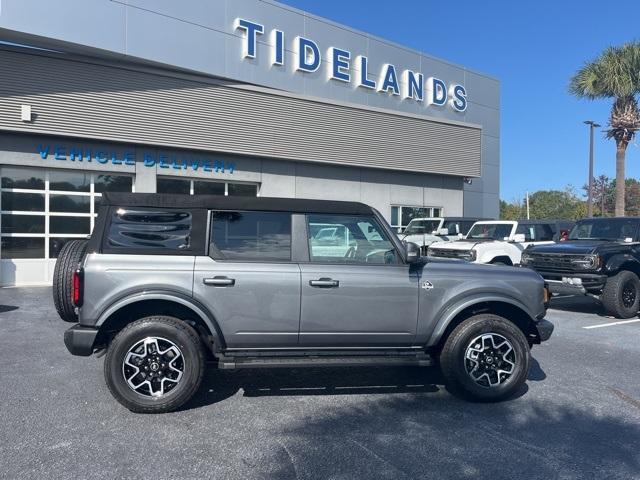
[463, 177, 473, 185]
[21, 104, 32, 122]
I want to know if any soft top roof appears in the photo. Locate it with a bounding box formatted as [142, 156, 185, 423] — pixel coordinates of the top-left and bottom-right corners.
[100, 193, 374, 215]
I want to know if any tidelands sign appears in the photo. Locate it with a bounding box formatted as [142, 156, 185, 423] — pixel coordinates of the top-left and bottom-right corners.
[235, 18, 468, 113]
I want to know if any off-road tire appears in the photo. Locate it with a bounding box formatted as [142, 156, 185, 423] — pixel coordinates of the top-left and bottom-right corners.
[602, 270, 640, 319]
[440, 314, 530, 402]
[104, 316, 205, 413]
[52, 239, 88, 322]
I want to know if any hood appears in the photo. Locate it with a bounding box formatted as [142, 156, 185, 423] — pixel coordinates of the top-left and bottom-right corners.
[403, 233, 441, 245]
[527, 240, 613, 255]
[430, 240, 482, 251]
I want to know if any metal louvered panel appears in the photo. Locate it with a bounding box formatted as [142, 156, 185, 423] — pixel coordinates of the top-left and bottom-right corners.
[0, 49, 482, 176]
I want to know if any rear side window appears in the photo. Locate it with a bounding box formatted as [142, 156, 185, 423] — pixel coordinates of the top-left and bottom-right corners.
[210, 211, 291, 261]
[106, 208, 193, 252]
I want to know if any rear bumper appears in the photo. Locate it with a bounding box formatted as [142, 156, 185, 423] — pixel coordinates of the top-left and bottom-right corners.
[64, 325, 98, 356]
[534, 319, 554, 343]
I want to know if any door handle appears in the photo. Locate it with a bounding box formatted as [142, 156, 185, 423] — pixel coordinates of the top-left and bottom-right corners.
[203, 276, 235, 287]
[309, 278, 339, 288]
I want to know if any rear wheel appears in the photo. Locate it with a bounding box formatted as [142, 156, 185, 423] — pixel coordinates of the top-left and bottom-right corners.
[440, 314, 530, 402]
[602, 271, 640, 319]
[52, 239, 88, 322]
[104, 316, 205, 413]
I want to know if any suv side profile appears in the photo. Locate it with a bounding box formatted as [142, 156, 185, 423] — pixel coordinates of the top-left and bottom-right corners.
[427, 220, 558, 266]
[401, 217, 487, 255]
[59, 194, 553, 413]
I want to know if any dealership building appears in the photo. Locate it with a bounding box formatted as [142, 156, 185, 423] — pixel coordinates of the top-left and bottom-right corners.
[0, 0, 500, 286]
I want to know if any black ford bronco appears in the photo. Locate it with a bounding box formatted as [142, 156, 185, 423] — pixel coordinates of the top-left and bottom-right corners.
[521, 217, 640, 318]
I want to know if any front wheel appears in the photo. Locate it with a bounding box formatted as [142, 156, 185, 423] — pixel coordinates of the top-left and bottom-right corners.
[104, 316, 205, 413]
[601, 271, 640, 319]
[440, 314, 530, 402]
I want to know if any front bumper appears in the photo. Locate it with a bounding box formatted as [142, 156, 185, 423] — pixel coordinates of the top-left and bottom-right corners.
[537, 272, 607, 295]
[534, 319, 554, 342]
[64, 325, 99, 356]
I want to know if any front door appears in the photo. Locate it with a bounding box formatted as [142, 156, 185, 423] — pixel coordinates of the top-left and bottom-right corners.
[299, 214, 420, 347]
[193, 210, 300, 349]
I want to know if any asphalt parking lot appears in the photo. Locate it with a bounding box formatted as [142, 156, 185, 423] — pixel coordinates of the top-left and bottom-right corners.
[1, 287, 639, 480]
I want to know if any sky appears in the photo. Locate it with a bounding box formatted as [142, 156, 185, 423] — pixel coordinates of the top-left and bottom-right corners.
[279, 0, 640, 202]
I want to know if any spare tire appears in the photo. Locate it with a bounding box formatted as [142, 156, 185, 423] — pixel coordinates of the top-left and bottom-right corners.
[52, 239, 88, 323]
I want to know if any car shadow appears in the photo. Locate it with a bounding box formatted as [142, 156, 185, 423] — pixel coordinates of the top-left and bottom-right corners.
[549, 295, 615, 317]
[0, 305, 19, 313]
[180, 357, 546, 411]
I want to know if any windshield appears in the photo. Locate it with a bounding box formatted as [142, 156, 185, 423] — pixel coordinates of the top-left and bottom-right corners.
[466, 223, 514, 240]
[404, 220, 440, 235]
[568, 219, 639, 241]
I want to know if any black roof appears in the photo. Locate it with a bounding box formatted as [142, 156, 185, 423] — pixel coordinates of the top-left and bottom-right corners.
[443, 217, 491, 221]
[100, 193, 374, 215]
[516, 219, 575, 225]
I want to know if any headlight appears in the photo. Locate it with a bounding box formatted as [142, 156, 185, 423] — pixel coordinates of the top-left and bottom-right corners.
[571, 254, 600, 270]
[521, 252, 532, 265]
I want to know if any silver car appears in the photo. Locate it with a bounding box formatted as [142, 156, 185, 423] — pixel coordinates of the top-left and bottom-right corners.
[57, 193, 553, 413]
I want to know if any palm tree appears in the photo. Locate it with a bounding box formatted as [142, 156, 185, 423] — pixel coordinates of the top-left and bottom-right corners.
[569, 42, 640, 216]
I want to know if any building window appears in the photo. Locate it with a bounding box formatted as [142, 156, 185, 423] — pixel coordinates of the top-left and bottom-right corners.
[390, 206, 443, 232]
[157, 177, 259, 197]
[0, 167, 134, 259]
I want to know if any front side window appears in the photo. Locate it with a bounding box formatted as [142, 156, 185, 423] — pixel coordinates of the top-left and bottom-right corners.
[307, 215, 398, 264]
[210, 211, 291, 261]
[106, 208, 192, 251]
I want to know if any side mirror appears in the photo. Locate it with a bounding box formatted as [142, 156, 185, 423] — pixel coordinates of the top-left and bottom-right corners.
[458, 233, 464, 239]
[404, 241, 421, 263]
[436, 228, 449, 235]
[511, 233, 526, 243]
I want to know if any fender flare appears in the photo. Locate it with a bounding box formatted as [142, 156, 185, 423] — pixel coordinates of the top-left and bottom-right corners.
[95, 290, 226, 349]
[426, 293, 537, 347]
[604, 254, 640, 275]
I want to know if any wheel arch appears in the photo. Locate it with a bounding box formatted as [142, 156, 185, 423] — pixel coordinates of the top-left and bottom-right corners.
[489, 256, 513, 266]
[427, 297, 540, 351]
[605, 257, 640, 277]
[94, 292, 225, 352]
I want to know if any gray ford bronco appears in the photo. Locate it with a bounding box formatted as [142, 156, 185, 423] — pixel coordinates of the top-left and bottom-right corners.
[56, 193, 553, 413]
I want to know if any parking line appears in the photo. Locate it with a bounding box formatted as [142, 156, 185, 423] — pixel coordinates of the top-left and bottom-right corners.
[583, 319, 640, 329]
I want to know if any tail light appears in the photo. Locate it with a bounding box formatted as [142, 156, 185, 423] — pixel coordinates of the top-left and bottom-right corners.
[72, 269, 84, 308]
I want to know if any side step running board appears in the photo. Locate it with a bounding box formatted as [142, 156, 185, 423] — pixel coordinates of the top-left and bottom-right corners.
[217, 354, 433, 370]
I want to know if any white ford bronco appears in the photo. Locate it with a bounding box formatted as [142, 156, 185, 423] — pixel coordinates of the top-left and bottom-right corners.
[427, 220, 557, 266]
[401, 217, 485, 255]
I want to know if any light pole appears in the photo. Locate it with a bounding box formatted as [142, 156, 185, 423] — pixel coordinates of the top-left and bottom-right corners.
[584, 120, 601, 217]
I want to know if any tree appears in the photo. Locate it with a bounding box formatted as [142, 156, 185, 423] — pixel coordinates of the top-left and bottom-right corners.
[500, 188, 587, 220]
[569, 42, 640, 216]
[500, 199, 524, 220]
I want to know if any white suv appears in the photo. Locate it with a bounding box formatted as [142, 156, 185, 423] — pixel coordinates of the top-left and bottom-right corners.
[427, 220, 556, 265]
[401, 217, 484, 255]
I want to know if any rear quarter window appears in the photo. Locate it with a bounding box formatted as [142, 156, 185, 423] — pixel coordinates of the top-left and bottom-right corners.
[102, 207, 206, 255]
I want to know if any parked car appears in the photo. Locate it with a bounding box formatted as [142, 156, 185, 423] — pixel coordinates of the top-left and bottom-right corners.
[402, 217, 488, 255]
[427, 220, 557, 265]
[57, 193, 552, 413]
[522, 216, 640, 318]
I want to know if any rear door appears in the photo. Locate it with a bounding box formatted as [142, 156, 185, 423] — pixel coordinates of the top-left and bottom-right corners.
[193, 210, 300, 348]
[298, 214, 420, 347]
